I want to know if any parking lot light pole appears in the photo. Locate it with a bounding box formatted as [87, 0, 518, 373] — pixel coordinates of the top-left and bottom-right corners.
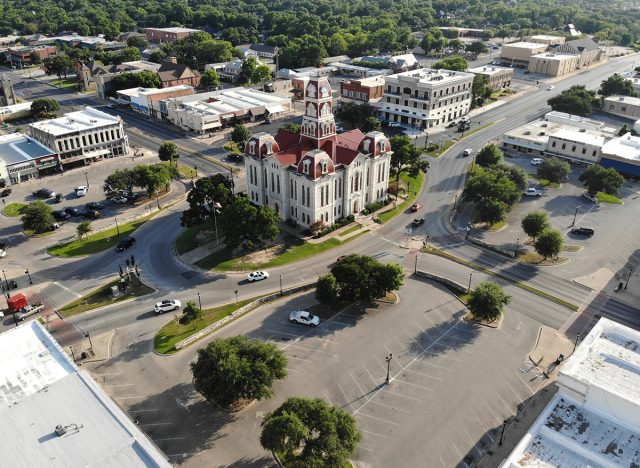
[385, 353, 393, 385]
[2, 269, 8, 290]
[85, 332, 93, 351]
[625, 268, 633, 290]
[279, 275, 283, 295]
[83, 169, 89, 188]
[25, 269, 32, 285]
[197, 292, 202, 310]
[572, 206, 579, 227]
[514, 238, 520, 258]
[115, 218, 120, 235]
[234, 290, 238, 304]
[468, 272, 473, 293]
[414, 254, 418, 273]
[499, 419, 508, 446]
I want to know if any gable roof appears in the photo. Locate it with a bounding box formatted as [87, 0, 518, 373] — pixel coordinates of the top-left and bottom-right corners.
[158, 62, 200, 83]
[249, 43, 276, 54]
[556, 38, 599, 54]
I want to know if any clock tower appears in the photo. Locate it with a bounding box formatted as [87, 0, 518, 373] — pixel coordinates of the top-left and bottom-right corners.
[299, 77, 336, 155]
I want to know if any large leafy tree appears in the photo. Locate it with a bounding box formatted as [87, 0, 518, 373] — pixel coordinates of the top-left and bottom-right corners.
[547, 86, 599, 116]
[471, 74, 492, 108]
[252, 64, 272, 90]
[77, 221, 92, 240]
[191, 336, 287, 407]
[109, 71, 161, 96]
[199, 69, 220, 90]
[389, 135, 429, 189]
[466, 41, 488, 54]
[181, 174, 234, 227]
[158, 141, 179, 165]
[219, 197, 279, 249]
[433, 55, 468, 71]
[31, 99, 60, 119]
[534, 228, 563, 260]
[260, 397, 361, 467]
[468, 281, 511, 321]
[537, 157, 570, 184]
[475, 143, 504, 167]
[464, 168, 520, 206]
[135, 164, 177, 197]
[478, 198, 508, 224]
[21, 201, 55, 234]
[238, 56, 257, 83]
[598, 73, 637, 97]
[579, 165, 624, 196]
[521, 211, 550, 240]
[278, 34, 328, 69]
[335, 102, 376, 130]
[230, 124, 250, 149]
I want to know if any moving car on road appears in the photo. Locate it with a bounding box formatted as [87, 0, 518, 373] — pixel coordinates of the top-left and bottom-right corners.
[289, 310, 320, 327]
[463, 148, 473, 157]
[412, 217, 425, 226]
[524, 188, 542, 197]
[33, 188, 55, 199]
[116, 236, 136, 252]
[531, 158, 544, 165]
[154, 299, 182, 313]
[248, 271, 269, 282]
[410, 202, 422, 212]
[81, 209, 101, 219]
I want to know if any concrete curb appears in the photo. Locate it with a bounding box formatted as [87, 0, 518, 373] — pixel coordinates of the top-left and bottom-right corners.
[528, 326, 544, 365]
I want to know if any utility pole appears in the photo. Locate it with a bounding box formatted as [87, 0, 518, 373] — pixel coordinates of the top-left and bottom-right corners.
[385, 353, 393, 384]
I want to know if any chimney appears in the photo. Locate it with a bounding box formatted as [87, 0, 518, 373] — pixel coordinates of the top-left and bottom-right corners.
[166, 56, 178, 64]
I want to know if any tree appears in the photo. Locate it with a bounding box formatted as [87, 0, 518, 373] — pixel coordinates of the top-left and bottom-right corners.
[158, 141, 179, 165]
[135, 164, 177, 197]
[316, 273, 338, 305]
[329, 254, 404, 303]
[77, 221, 92, 240]
[464, 167, 520, 207]
[534, 228, 563, 260]
[199, 69, 220, 89]
[579, 165, 624, 196]
[475, 143, 504, 167]
[109, 71, 161, 95]
[448, 39, 464, 51]
[521, 211, 550, 240]
[29, 50, 41, 65]
[466, 41, 488, 54]
[478, 198, 508, 224]
[21, 201, 55, 234]
[467, 281, 511, 321]
[31, 99, 60, 118]
[617, 124, 639, 137]
[149, 50, 167, 64]
[251, 64, 272, 90]
[433, 55, 468, 71]
[114, 46, 142, 64]
[548, 85, 599, 116]
[537, 157, 570, 184]
[219, 197, 279, 250]
[238, 56, 257, 83]
[471, 74, 492, 108]
[230, 124, 250, 149]
[390, 135, 429, 189]
[260, 397, 361, 467]
[180, 300, 202, 325]
[104, 168, 137, 199]
[282, 123, 301, 133]
[191, 336, 287, 407]
[335, 102, 376, 130]
[598, 73, 637, 97]
[127, 36, 148, 49]
[180, 174, 234, 227]
[499, 165, 528, 192]
[363, 116, 382, 132]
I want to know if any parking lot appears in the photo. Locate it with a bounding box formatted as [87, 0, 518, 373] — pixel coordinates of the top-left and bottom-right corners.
[88, 276, 544, 467]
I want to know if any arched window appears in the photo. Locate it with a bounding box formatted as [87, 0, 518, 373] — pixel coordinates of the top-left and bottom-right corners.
[306, 187, 310, 207]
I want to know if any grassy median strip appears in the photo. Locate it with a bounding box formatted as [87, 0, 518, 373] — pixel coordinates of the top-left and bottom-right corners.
[59, 277, 155, 318]
[2, 203, 26, 217]
[154, 298, 255, 354]
[48, 211, 160, 257]
[339, 223, 362, 236]
[424, 140, 454, 158]
[424, 246, 578, 311]
[596, 192, 623, 204]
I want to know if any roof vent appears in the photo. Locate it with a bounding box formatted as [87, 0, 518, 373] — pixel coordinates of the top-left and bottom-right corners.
[524, 130, 531, 135]
[579, 128, 586, 132]
[55, 425, 67, 437]
[619, 97, 624, 101]
[90, 119, 97, 123]
[539, 132, 545, 136]
[541, 123, 548, 127]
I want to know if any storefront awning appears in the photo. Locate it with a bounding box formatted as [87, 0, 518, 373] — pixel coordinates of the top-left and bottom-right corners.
[250, 106, 266, 116]
[83, 149, 111, 158]
[266, 105, 286, 114]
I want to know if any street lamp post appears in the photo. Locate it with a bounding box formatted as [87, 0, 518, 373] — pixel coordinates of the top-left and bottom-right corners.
[197, 292, 202, 310]
[85, 332, 93, 351]
[468, 272, 473, 293]
[572, 206, 579, 227]
[625, 268, 633, 290]
[115, 218, 120, 235]
[2, 269, 8, 290]
[25, 269, 32, 285]
[83, 169, 89, 188]
[499, 420, 508, 446]
[514, 238, 520, 258]
[414, 254, 418, 273]
[279, 275, 283, 295]
[573, 332, 580, 353]
[385, 353, 393, 384]
[234, 289, 238, 304]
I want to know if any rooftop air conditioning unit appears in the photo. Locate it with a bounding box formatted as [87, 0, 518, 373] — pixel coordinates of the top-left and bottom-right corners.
[524, 131, 531, 135]
[539, 132, 545, 136]
[541, 123, 548, 127]
[579, 128, 586, 132]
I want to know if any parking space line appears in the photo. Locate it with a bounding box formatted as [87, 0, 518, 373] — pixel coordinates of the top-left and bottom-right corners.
[402, 368, 444, 382]
[411, 359, 454, 372]
[516, 367, 541, 394]
[325, 320, 353, 328]
[115, 396, 148, 400]
[475, 415, 494, 444]
[485, 402, 502, 425]
[285, 355, 313, 362]
[281, 343, 334, 355]
[361, 428, 388, 438]
[324, 391, 333, 406]
[391, 333, 409, 351]
[368, 399, 412, 414]
[452, 442, 464, 461]
[350, 373, 370, 400]
[496, 391, 514, 414]
[463, 427, 483, 457]
[303, 335, 339, 345]
[286, 367, 300, 372]
[103, 383, 135, 387]
[392, 378, 433, 392]
[421, 350, 464, 363]
[337, 382, 355, 411]
[139, 422, 172, 427]
[128, 409, 159, 413]
[362, 364, 379, 387]
[264, 329, 300, 337]
[356, 412, 400, 426]
[381, 388, 423, 402]
[93, 373, 121, 377]
[357, 446, 376, 453]
[505, 377, 528, 401]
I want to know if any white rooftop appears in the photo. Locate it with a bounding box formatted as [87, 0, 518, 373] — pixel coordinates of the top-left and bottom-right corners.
[29, 107, 122, 136]
[550, 126, 607, 147]
[468, 65, 513, 75]
[0, 101, 31, 115]
[0, 321, 170, 467]
[386, 68, 474, 85]
[117, 85, 193, 98]
[531, 52, 578, 61]
[601, 133, 640, 161]
[121, 60, 162, 72]
[503, 318, 640, 468]
[502, 119, 561, 144]
[146, 27, 200, 33]
[604, 94, 640, 106]
[503, 41, 548, 49]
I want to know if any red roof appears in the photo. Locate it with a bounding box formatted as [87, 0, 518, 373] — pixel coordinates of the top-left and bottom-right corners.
[336, 129, 365, 151]
[335, 147, 359, 165]
[274, 130, 300, 151]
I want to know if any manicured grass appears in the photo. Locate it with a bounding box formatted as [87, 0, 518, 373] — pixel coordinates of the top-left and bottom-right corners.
[59, 277, 155, 318]
[175, 224, 211, 255]
[378, 172, 425, 224]
[48, 211, 158, 257]
[154, 298, 255, 354]
[25, 229, 56, 237]
[424, 140, 454, 158]
[423, 246, 578, 311]
[2, 203, 26, 217]
[596, 192, 623, 204]
[487, 221, 507, 231]
[517, 251, 568, 265]
[160, 161, 197, 179]
[223, 141, 242, 154]
[339, 223, 362, 236]
[52, 78, 78, 89]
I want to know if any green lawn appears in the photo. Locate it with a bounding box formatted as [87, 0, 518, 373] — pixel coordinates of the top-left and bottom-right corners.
[378, 172, 426, 224]
[2, 203, 26, 217]
[339, 223, 362, 236]
[59, 277, 155, 318]
[52, 78, 79, 89]
[458, 121, 495, 139]
[159, 161, 197, 179]
[154, 298, 255, 354]
[48, 211, 158, 257]
[424, 140, 454, 158]
[175, 224, 211, 255]
[223, 141, 242, 154]
[596, 192, 623, 204]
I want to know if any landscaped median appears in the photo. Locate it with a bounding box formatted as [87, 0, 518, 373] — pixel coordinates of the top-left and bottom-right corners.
[2, 203, 26, 217]
[59, 276, 155, 318]
[154, 282, 316, 354]
[378, 171, 425, 224]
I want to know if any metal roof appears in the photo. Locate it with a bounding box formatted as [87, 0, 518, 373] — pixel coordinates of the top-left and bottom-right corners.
[0, 133, 56, 166]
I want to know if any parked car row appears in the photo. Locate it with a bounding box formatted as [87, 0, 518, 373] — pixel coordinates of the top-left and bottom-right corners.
[53, 207, 102, 221]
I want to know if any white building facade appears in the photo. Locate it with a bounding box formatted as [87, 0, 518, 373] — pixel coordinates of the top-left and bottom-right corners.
[382, 68, 474, 129]
[243, 77, 392, 227]
[28, 107, 129, 168]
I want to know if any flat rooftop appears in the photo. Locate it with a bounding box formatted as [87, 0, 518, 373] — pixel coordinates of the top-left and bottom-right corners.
[0, 101, 32, 115]
[0, 133, 55, 165]
[122, 60, 162, 72]
[502, 41, 548, 49]
[169, 87, 290, 117]
[29, 107, 122, 136]
[601, 133, 640, 161]
[146, 27, 200, 33]
[386, 68, 474, 85]
[0, 321, 171, 467]
[531, 52, 577, 61]
[468, 65, 513, 75]
[119, 85, 193, 98]
[529, 34, 565, 41]
[501, 120, 562, 144]
[550, 126, 607, 146]
[604, 95, 640, 106]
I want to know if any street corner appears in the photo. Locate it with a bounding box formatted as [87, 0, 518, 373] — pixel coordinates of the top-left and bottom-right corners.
[572, 268, 614, 292]
[84, 329, 117, 362]
[528, 325, 574, 374]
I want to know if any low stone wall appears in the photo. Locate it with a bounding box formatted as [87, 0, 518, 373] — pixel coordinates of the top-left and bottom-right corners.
[468, 236, 515, 258]
[174, 281, 316, 350]
[415, 270, 468, 294]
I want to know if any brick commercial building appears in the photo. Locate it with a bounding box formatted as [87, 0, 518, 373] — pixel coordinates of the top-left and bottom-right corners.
[467, 66, 513, 89]
[382, 68, 474, 129]
[499, 42, 548, 68]
[158, 58, 201, 88]
[340, 76, 385, 104]
[8, 45, 57, 68]
[116, 85, 194, 118]
[0, 133, 59, 184]
[145, 27, 201, 44]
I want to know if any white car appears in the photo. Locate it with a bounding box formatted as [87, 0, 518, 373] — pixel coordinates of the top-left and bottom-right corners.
[75, 186, 87, 197]
[112, 196, 128, 204]
[531, 158, 544, 165]
[582, 192, 599, 203]
[547, 85, 555, 90]
[289, 310, 320, 327]
[524, 188, 542, 197]
[388, 122, 403, 129]
[247, 271, 269, 282]
[154, 299, 182, 314]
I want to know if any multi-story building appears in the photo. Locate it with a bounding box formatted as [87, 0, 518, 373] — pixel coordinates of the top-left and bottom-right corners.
[340, 76, 385, 105]
[603, 95, 640, 120]
[546, 127, 607, 164]
[243, 77, 392, 227]
[555, 38, 603, 69]
[28, 107, 129, 169]
[499, 42, 548, 68]
[7, 45, 57, 68]
[115, 85, 194, 118]
[0, 133, 59, 185]
[467, 66, 513, 90]
[145, 27, 201, 44]
[528, 53, 579, 76]
[382, 68, 474, 129]
[601, 132, 640, 177]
